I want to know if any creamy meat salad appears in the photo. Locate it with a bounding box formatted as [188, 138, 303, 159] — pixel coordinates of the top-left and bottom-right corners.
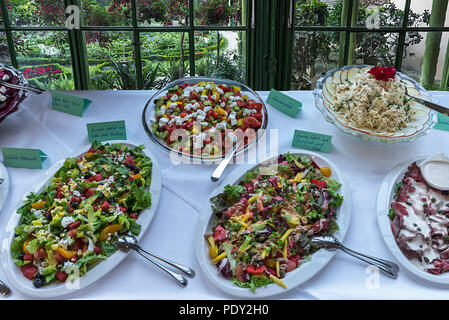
[390, 162, 449, 274]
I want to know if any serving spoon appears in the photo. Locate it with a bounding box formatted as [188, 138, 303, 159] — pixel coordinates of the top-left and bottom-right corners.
[0, 280, 11, 296]
[211, 136, 242, 182]
[312, 235, 399, 279]
[113, 235, 195, 287]
[405, 87, 449, 117]
[0, 79, 45, 95]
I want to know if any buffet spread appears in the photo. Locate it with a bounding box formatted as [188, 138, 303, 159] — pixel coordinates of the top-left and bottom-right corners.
[0, 63, 448, 299]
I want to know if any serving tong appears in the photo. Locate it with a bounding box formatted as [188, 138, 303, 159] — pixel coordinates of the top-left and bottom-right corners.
[406, 88, 449, 117]
[0, 79, 45, 95]
[113, 235, 195, 287]
[312, 235, 399, 278]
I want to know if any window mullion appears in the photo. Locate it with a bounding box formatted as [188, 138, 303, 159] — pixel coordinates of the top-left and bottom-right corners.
[342, 0, 355, 66]
[189, 0, 195, 77]
[395, 0, 411, 70]
[131, 0, 143, 89]
[0, 0, 18, 67]
[72, 0, 90, 90]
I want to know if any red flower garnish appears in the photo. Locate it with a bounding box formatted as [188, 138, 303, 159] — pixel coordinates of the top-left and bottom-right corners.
[368, 66, 397, 81]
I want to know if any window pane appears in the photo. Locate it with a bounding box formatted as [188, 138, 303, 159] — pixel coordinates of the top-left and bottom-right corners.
[0, 32, 10, 65]
[295, 0, 340, 26]
[401, 31, 449, 89]
[195, 0, 244, 26]
[356, 1, 403, 28]
[85, 31, 135, 89]
[137, 0, 190, 27]
[409, 0, 438, 27]
[140, 32, 190, 88]
[8, 0, 66, 26]
[195, 31, 246, 83]
[82, 0, 132, 26]
[291, 31, 338, 89]
[354, 32, 398, 66]
[14, 31, 74, 90]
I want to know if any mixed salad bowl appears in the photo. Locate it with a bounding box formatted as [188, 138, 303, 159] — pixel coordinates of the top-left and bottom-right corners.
[142, 77, 268, 162]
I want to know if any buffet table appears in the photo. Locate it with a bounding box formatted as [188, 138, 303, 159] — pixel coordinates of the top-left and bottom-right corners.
[0, 89, 448, 300]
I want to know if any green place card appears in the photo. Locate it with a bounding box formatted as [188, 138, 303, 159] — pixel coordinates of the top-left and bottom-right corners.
[291, 129, 332, 153]
[266, 89, 302, 117]
[434, 112, 449, 132]
[1, 147, 47, 169]
[52, 92, 92, 117]
[87, 120, 127, 142]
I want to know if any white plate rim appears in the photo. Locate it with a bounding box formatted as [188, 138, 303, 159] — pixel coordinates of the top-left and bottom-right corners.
[377, 156, 449, 286]
[194, 149, 352, 298]
[0, 140, 162, 298]
[0, 161, 9, 214]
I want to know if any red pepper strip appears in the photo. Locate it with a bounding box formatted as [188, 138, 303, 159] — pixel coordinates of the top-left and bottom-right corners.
[246, 265, 266, 275]
[311, 159, 320, 169]
[311, 179, 327, 188]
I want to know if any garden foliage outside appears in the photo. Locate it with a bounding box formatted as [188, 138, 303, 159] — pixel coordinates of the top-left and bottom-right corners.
[292, 0, 430, 90]
[1, 0, 245, 90]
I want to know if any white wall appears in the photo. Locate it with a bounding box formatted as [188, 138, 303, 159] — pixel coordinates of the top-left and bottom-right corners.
[393, 0, 449, 80]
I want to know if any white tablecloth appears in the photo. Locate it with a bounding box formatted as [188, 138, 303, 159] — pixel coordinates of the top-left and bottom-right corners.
[0, 89, 448, 300]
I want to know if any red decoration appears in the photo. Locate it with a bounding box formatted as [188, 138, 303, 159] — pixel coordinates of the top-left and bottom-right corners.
[368, 66, 397, 81]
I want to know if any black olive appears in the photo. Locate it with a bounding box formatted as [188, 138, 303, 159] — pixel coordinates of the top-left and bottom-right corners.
[33, 277, 44, 288]
[133, 166, 140, 173]
[98, 191, 105, 198]
[71, 202, 79, 209]
[18, 253, 25, 260]
[45, 212, 52, 220]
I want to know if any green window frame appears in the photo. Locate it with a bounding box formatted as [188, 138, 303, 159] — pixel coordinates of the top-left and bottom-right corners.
[280, 0, 449, 90]
[0, 0, 254, 90]
[2, 0, 449, 91]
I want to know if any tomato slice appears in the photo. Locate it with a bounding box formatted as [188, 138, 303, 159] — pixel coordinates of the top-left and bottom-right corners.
[246, 265, 266, 275]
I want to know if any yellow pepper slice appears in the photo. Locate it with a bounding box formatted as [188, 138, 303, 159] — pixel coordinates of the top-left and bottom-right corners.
[23, 240, 31, 254]
[131, 173, 142, 180]
[85, 152, 96, 159]
[57, 247, 76, 260]
[280, 229, 293, 243]
[211, 251, 227, 263]
[216, 107, 227, 116]
[207, 236, 218, 258]
[32, 200, 46, 209]
[276, 260, 280, 277]
[99, 224, 122, 241]
[269, 274, 287, 289]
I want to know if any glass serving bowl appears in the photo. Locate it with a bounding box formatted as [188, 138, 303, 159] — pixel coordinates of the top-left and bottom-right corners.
[0, 64, 28, 124]
[142, 77, 268, 162]
[313, 65, 437, 143]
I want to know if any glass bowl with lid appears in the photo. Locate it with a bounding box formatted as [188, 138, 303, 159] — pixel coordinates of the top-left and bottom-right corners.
[313, 65, 437, 143]
[142, 77, 268, 162]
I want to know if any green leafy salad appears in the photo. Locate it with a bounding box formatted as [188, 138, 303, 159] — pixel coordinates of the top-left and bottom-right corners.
[10, 141, 153, 288]
[205, 153, 343, 291]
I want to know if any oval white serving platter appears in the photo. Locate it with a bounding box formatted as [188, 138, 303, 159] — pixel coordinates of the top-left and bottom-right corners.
[194, 149, 352, 298]
[377, 156, 449, 285]
[0, 161, 10, 214]
[0, 140, 162, 298]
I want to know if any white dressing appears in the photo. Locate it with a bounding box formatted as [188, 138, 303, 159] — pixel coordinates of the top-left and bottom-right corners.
[421, 153, 449, 191]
